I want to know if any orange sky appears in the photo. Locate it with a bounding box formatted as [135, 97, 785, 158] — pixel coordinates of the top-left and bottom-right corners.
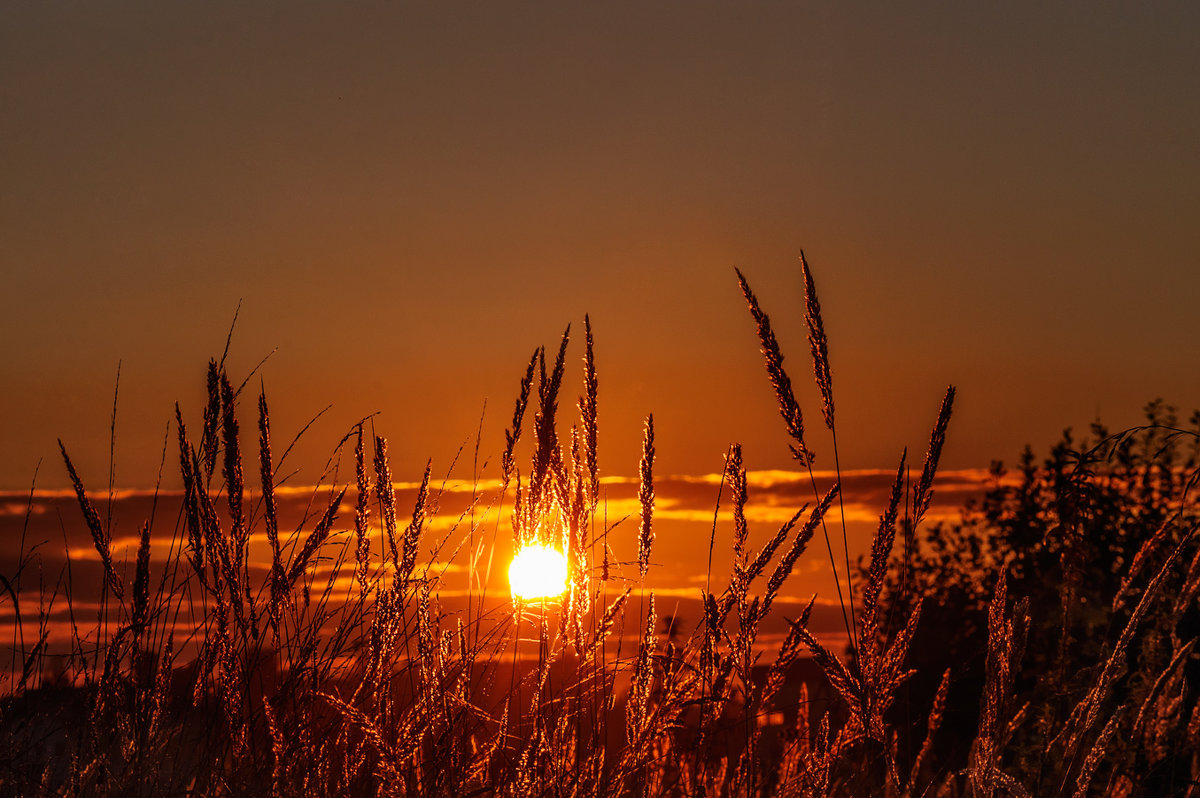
[2, 3, 1199, 491]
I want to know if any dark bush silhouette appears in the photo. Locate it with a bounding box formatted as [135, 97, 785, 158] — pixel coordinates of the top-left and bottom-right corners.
[882, 400, 1200, 795]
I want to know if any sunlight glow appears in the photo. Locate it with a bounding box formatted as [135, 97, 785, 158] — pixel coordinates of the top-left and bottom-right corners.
[509, 545, 568, 600]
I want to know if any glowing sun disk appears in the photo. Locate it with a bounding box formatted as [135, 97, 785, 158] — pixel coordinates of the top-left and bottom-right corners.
[509, 545, 568, 600]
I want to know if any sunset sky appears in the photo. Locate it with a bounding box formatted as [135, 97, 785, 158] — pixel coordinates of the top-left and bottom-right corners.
[0, 468, 992, 655]
[3, 2, 1198, 493]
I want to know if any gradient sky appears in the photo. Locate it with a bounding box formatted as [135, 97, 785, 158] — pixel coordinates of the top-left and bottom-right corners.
[3, 2, 1198, 490]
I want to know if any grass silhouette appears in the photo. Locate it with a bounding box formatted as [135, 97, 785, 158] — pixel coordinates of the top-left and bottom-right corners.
[2, 259, 1198, 796]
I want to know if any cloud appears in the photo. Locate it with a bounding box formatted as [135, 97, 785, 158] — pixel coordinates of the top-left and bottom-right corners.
[2, 468, 997, 607]
[0, 501, 46, 517]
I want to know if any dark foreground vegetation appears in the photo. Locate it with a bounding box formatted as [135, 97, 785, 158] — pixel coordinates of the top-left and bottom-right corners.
[2, 258, 1198, 796]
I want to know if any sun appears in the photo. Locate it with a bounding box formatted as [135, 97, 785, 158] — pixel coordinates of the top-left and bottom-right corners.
[509, 544, 568, 601]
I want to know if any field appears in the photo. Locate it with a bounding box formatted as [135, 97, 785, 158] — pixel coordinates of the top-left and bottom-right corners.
[2, 262, 1198, 797]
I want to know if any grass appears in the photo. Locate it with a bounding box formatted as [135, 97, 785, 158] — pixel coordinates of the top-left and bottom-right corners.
[2, 259, 1199, 796]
